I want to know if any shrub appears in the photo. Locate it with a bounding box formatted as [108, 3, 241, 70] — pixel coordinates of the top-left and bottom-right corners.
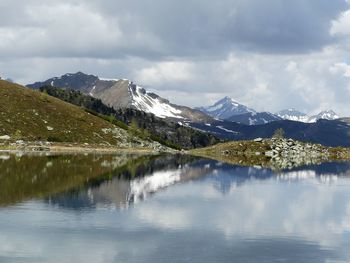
[272, 128, 285, 139]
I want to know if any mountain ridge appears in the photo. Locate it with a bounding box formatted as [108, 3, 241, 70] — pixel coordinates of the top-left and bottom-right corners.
[276, 108, 339, 123]
[198, 97, 340, 124]
[28, 72, 212, 123]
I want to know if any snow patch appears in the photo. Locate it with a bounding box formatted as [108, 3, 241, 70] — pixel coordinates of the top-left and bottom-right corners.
[89, 85, 96, 96]
[99, 77, 120, 81]
[130, 85, 184, 119]
[216, 126, 239, 134]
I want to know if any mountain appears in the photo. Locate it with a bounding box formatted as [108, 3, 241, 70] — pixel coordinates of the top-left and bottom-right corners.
[0, 79, 163, 149]
[190, 118, 350, 147]
[308, 110, 339, 123]
[28, 72, 211, 123]
[227, 112, 282, 125]
[37, 86, 220, 149]
[277, 109, 339, 123]
[196, 96, 256, 120]
[197, 97, 283, 125]
[198, 98, 340, 125]
[276, 109, 310, 122]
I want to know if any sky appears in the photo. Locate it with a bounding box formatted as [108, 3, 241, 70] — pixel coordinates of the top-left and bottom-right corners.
[1, 0, 350, 116]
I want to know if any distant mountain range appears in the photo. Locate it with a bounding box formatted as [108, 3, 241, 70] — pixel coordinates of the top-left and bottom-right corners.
[28, 72, 341, 125]
[27, 72, 350, 147]
[276, 108, 339, 123]
[198, 97, 340, 125]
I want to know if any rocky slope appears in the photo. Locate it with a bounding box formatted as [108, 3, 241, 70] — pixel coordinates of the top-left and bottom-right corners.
[28, 72, 211, 123]
[0, 80, 167, 151]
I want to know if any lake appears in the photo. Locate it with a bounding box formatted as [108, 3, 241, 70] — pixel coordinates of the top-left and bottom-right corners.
[1, 153, 350, 262]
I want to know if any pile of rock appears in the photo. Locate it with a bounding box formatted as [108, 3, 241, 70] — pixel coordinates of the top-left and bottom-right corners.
[264, 138, 329, 169]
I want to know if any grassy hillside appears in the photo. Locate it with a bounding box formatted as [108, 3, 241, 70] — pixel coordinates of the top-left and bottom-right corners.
[0, 80, 157, 148]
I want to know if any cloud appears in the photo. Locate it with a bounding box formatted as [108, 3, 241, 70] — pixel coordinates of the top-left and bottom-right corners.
[135, 61, 194, 86]
[0, 0, 348, 59]
[89, 0, 348, 55]
[1, 0, 350, 116]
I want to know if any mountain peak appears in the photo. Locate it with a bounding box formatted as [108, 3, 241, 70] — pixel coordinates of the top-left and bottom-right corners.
[309, 110, 339, 122]
[197, 97, 256, 120]
[216, 96, 239, 105]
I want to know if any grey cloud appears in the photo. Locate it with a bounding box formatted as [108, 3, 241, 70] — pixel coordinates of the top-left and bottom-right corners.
[0, 0, 348, 60]
[80, 0, 349, 56]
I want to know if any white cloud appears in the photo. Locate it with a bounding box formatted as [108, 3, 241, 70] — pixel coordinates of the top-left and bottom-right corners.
[331, 62, 350, 77]
[135, 61, 194, 85]
[331, 10, 350, 36]
[0, 2, 123, 58]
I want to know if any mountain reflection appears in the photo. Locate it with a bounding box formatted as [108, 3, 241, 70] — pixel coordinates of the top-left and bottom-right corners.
[0, 153, 203, 207]
[47, 157, 213, 210]
[1, 152, 350, 209]
[47, 159, 350, 211]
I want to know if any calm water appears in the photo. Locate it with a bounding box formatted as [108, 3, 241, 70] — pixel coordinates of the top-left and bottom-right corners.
[1, 153, 350, 262]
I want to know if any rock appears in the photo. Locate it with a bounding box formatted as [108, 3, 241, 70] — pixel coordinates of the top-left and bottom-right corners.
[254, 138, 263, 143]
[222, 150, 230, 155]
[0, 155, 10, 160]
[46, 126, 54, 131]
[0, 135, 10, 140]
[265, 151, 275, 157]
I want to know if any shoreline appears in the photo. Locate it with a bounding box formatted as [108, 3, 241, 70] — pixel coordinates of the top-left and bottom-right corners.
[0, 142, 176, 155]
[189, 138, 350, 170]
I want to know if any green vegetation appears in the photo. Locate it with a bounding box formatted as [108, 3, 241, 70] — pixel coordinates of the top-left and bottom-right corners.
[84, 108, 129, 130]
[272, 128, 285, 139]
[0, 80, 142, 146]
[39, 86, 220, 149]
[190, 140, 272, 167]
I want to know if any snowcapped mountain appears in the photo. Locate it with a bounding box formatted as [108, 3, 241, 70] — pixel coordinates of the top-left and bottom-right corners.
[197, 97, 282, 125]
[277, 109, 339, 123]
[276, 109, 310, 122]
[197, 96, 256, 120]
[308, 110, 339, 123]
[27, 72, 211, 123]
[227, 112, 282, 125]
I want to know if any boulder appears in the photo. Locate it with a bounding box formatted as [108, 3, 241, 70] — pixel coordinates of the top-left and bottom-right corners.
[0, 135, 10, 140]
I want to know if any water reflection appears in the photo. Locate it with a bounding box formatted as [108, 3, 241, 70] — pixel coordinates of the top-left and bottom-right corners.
[47, 156, 213, 210]
[1, 153, 350, 262]
[0, 152, 153, 206]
